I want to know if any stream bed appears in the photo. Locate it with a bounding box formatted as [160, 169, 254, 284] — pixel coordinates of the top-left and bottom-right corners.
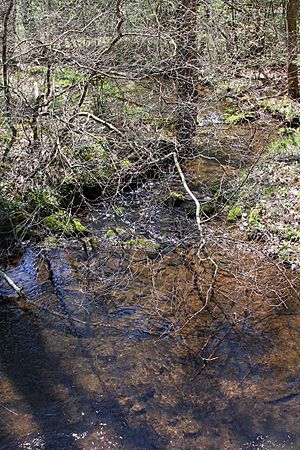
[0, 117, 299, 449]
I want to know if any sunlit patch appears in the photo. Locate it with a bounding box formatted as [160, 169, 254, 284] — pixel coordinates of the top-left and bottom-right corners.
[241, 434, 295, 449]
[20, 433, 46, 449]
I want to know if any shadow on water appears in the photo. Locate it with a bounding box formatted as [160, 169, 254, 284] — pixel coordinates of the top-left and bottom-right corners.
[0, 305, 82, 450]
[0, 189, 299, 449]
[0, 250, 169, 450]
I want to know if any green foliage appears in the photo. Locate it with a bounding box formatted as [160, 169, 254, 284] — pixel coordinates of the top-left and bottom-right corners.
[29, 66, 48, 75]
[224, 109, 257, 125]
[0, 196, 27, 236]
[268, 129, 300, 153]
[227, 205, 242, 223]
[208, 182, 221, 195]
[55, 67, 84, 85]
[90, 236, 100, 250]
[248, 207, 265, 232]
[278, 226, 300, 242]
[264, 186, 278, 196]
[43, 236, 58, 249]
[125, 105, 153, 122]
[99, 81, 120, 98]
[260, 97, 300, 123]
[26, 188, 60, 216]
[114, 207, 125, 215]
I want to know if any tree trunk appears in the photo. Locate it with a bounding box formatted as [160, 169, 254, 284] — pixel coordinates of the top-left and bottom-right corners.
[2, 0, 17, 161]
[287, 0, 299, 99]
[175, 0, 199, 153]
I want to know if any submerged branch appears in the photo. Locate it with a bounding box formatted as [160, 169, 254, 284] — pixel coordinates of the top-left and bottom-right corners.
[0, 269, 26, 299]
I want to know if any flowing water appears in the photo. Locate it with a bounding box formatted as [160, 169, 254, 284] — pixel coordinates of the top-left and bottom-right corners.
[0, 117, 299, 449]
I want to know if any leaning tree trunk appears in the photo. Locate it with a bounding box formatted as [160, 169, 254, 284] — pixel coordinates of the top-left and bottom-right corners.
[287, 0, 299, 99]
[175, 0, 199, 153]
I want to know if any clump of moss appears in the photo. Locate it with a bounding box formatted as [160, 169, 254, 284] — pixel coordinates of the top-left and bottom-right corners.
[43, 236, 58, 249]
[55, 67, 84, 85]
[114, 206, 125, 215]
[164, 191, 187, 207]
[43, 212, 88, 236]
[224, 108, 257, 125]
[104, 228, 126, 239]
[124, 238, 160, 250]
[200, 203, 215, 216]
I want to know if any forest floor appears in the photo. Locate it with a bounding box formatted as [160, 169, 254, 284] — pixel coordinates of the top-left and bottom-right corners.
[226, 129, 300, 270]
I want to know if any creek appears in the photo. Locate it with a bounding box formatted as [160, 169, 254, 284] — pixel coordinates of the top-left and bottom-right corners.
[0, 114, 299, 450]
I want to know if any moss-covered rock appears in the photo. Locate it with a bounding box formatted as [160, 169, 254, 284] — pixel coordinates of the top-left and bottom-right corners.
[104, 228, 126, 239]
[200, 203, 215, 216]
[43, 212, 88, 236]
[164, 191, 187, 207]
[124, 238, 160, 250]
[224, 108, 258, 125]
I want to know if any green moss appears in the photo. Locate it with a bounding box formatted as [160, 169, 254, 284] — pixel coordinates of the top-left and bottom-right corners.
[227, 205, 243, 223]
[43, 213, 88, 236]
[55, 67, 84, 85]
[90, 236, 100, 250]
[224, 110, 257, 125]
[259, 97, 300, 123]
[115, 207, 125, 215]
[264, 186, 278, 196]
[247, 207, 265, 233]
[29, 66, 48, 75]
[208, 182, 221, 195]
[0, 131, 13, 143]
[73, 220, 88, 234]
[125, 105, 153, 121]
[99, 80, 120, 98]
[200, 203, 215, 216]
[44, 236, 58, 249]
[105, 228, 126, 238]
[279, 226, 300, 242]
[26, 188, 60, 216]
[165, 191, 187, 207]
[268, 129, 300, 155]
[278, 243, 296, 265]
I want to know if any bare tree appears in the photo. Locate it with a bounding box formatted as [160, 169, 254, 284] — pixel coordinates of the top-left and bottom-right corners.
[287, 0, 299, 98]
[2, 0, 17, 160]
[175, 0, 199, 152]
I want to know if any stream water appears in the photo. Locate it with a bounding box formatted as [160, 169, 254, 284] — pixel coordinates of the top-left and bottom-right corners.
[0, 117, 299, 449]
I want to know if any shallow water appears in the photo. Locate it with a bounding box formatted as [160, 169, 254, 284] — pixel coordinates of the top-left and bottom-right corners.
[0, 112, 299, 449]
[0, 235, 299, 450]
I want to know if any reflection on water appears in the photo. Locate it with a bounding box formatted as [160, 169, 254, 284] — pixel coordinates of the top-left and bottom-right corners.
[0, 239, 299, 450]
[0, 118, 298, 448]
